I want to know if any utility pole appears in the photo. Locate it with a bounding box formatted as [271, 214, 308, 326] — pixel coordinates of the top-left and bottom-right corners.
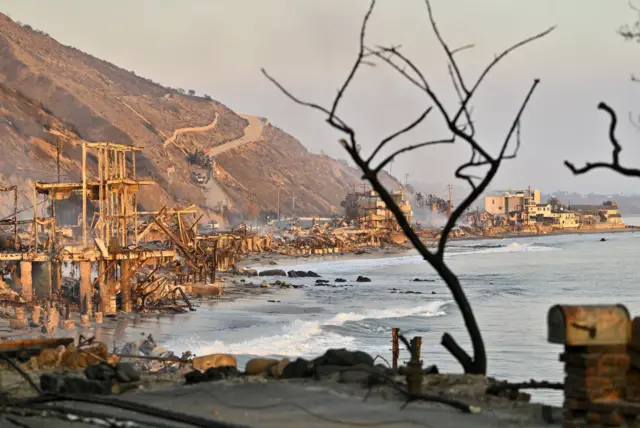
[389, 158, 394, 175]
[405, 173, 409, 188]
[277, 185, 281, 221]
[447, 184, 453, 218]
[291, 173, 295, 213]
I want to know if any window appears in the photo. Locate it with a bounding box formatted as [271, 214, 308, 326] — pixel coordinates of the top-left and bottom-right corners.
[492, 199, 495, 205]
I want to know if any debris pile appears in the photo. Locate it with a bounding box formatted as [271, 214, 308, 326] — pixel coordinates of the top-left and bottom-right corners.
[117, 334, 188, 373]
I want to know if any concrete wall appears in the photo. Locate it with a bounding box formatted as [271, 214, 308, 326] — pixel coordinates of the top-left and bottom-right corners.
[485, 196, 506, 215]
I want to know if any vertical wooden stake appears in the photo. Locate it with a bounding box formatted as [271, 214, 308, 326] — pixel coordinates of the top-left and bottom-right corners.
[412, 336, 422, 362]
[392, 327, 399, 370]
[33, 185, 38, 252]
[13, 187, 17, 250]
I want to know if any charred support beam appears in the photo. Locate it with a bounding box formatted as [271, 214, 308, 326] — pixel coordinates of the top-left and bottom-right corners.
[32, 262, 52, 299]
[98, 261, 109, 313]
[120, 259, 132, 312]
[19, 261, 32, 302]
[79, 261, 92, 315]
[52, 262, 62, 294]
[108, 262, 117, 314]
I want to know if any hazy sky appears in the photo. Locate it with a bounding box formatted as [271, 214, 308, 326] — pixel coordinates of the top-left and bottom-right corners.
[2, 0, 640, 196]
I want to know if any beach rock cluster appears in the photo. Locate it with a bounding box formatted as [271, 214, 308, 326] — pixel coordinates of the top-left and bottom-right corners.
[287, 270, 321, 278]
[258, 269, 287, 277]
[40, 361, 142, 395]
[182, 348, 403, 388]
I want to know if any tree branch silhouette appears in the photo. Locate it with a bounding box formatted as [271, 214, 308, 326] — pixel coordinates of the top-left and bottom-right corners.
[262, 0, 553, 374]
[565, 102, 640, 178]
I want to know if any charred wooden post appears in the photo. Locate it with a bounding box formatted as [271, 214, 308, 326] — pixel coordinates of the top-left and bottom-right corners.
[120, 259, 132, 312]
[98, 261, 109, 313]
[412, 336, 423, 362]
[548, 304, 632, 426]
[19, 261, 32, 302]
[79, 261, 92, 315]
[392, 327, 399, 370]
[52, 261, 62, 294]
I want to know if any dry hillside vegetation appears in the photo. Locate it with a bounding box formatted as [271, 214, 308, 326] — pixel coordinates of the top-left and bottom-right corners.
[0, 14, 400, 221]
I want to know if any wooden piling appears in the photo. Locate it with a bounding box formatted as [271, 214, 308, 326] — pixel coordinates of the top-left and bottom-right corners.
[79, 261, 91, 315]
[392, 327, 399, 369]
[411, 336, 422, 362]
[20, 261, 32, 302]
[120, 260, 132, 312]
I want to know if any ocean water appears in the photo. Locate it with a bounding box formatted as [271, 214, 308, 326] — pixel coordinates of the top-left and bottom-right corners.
[97, 226, 640, 406]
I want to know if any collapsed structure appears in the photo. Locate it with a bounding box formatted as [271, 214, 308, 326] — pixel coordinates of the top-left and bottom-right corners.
[0, 142, 407, 330]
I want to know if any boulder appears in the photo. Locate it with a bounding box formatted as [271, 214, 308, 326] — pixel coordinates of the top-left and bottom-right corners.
[184, 370, 208, 385]
[85, 362, 116, 381]
[205, 366, 238, 381]
[289, 270, 320, 278]
[266, 358, 290, 379]
[192, 353, 237, 371]
[335, 278, 347, 283]
[258, 269, 287, 277]
[245, 358, 279, 375]
[245, 269, 258, 277]
[40, 373, 111, 395]
[282, 358, 313, 379]
[314, 349, 374, 367]
[315, 279, 330, 284]
[356, 276, 371, 283]
[413, 278, 435, 282]
[114, 362, 141, 383]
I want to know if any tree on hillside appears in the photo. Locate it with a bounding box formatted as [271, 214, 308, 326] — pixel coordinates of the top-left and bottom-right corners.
[188, 89, 196, 96]
[176, 88, 185, 94]
[263, 0, 553, 374]
[203, 94, 212, 100]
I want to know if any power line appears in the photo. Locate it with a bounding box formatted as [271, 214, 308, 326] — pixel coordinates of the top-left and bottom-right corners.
[0, 200, 47, 222]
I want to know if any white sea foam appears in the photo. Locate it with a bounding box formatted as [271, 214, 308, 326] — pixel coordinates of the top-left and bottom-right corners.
[445, 242, 558, 257]
[177, 300, 449, 359]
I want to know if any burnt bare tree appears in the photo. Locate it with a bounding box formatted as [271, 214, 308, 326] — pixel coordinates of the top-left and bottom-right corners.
[262, 1, 553, 374]
[565, 103, 640, 178]
[566, 4, 640, 179]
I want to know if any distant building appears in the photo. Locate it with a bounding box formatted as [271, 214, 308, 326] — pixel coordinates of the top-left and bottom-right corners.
[342, 188, 413, 230]
[571, 201, 623, 225]
[484, 189, 623, 229]
[484, 188, 540, 216]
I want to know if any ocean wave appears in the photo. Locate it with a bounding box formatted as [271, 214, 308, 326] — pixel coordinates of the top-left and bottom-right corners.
[445, 242, 558, 257]
[179, 300, 450, 360]
[325, 300, 449, 324]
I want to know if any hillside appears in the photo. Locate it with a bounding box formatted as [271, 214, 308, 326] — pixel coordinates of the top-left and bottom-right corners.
[0, 14, 401, 223]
